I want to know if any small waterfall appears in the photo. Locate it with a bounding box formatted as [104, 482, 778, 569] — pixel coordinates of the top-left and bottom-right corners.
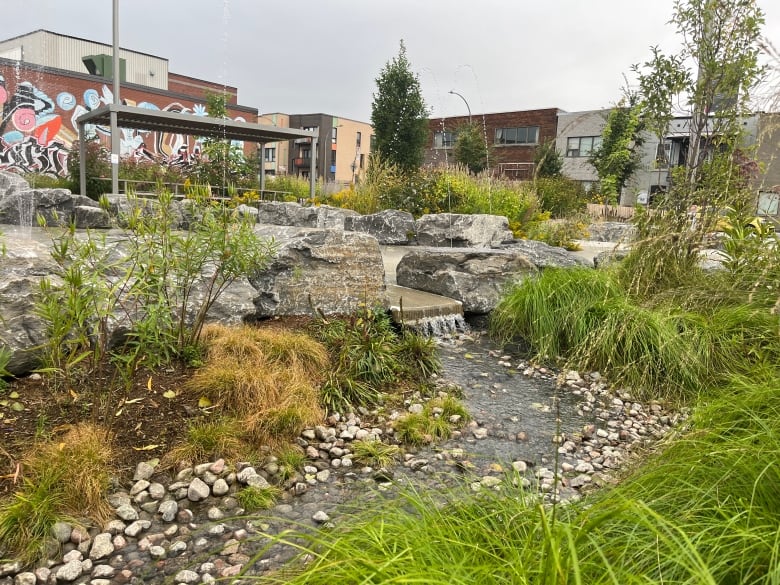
[407, 313, 469, 337]
[18, 191, 34, 238]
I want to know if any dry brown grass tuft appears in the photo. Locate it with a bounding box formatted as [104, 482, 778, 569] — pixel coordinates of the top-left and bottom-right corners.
[186, 325, 326, 445]
[25, 423, 115, 526]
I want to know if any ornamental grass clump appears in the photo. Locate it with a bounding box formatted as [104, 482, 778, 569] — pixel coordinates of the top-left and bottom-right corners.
[186, 324, 327, 444]
[0, 423, 114, 565]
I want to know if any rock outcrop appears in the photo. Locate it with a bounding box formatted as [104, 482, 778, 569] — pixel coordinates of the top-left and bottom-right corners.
[249, 226, 385, 318]
[345, 209, 416, 244]
[415, 213, 514, 248]
[503, 239, 591, 269]
[396, 247, 537, 314]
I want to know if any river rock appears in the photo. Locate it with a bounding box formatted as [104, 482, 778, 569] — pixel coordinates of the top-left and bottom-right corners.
[415, 213, 514, 248]
[249, 226, 384, 317]
[345, 209, 415, 244]
[396, 247, 537, 314]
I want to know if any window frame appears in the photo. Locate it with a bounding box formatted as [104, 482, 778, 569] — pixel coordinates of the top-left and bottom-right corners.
[494, 126, 540, 146]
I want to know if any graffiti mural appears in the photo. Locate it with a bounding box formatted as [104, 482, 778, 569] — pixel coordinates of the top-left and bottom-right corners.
[0, 72, 244, 176]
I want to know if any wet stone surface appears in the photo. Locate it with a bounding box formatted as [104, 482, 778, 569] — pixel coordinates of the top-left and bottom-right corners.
[0, 331, 684, 584]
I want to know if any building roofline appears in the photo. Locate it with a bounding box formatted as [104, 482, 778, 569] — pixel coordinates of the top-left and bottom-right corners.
[428, 107, 566, 121]
[1, 29, 169, 63]
[0, 57, 257, 115]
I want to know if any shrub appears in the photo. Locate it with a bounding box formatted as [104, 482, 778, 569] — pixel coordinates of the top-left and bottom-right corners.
[534, 176, 588, 218]
[351, 439, 402, 468]
[66, 137, 110, 200]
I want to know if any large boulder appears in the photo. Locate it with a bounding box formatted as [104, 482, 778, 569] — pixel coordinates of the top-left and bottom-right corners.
[586, 222, 636, 243]
[0, 171, 30, 199]
[74, 205, 112, 229]
[0, 234, 58, 375]
[0, 188, 103, 227]
[315, 205, 360, 230]
[256, 201, 319, 227]
[249, 226, 385, 318]
[345, 209, 416, 244]
[415, 213, 514, 248]
[503, 239, 591, 269]
[396, 247, 537, 314]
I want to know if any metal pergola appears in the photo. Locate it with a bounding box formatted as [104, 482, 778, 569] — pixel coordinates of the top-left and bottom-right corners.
[76, 103, 319, 200]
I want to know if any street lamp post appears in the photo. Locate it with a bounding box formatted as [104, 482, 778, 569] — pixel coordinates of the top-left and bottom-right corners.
[448, 90, 472, 124]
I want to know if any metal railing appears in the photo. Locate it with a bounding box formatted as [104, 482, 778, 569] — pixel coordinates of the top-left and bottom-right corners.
[100, 178, 292, 202]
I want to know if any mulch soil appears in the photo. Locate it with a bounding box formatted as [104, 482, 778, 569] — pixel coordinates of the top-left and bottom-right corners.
[0, 316, 315, 498]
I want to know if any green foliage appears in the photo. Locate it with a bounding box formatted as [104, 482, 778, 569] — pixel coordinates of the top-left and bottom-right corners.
[236, 485, 282, 512]
[533, 139, 563, 178]
[534, 176, 588, 218]
[191, 92, 257, 193]
[35, 190, 276, 381]
[274, 446, 306, 482]
[393, 396, 469, 446]
[265, 175, 316, 202]
[22, 173, 69, 189]
[351, 439, 402, 468]
[590, 93, 645, 203]
[371, 40, 429, 172]
[310, 306, 440, 414]
[525, 217, 588, 251]
[452, 123, 489, 174]
[67, 137, 110, 200]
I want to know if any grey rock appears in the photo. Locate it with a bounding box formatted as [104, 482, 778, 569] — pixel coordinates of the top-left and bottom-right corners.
[416, 213, 514, 248]
[123, 520, 151, 537]
[55, 559, 83, 582]
[0, 560, 24, 577]
[158, 500, 178, 522]
[586, 222, 636, 243]
[502, 239, 591, 268]
[129, 479, 150, 496]
[88, 533, 114, 560]
[12, 571, 36, 585]
[312, 511, 330, 523]
[316, 205, 360, 229]
[0, 170, 30, 198]
[51, 521, 73, 544]
[0, 236, 58, 375]
[74, 205, 111, 229]
[173, 569, 201, 584]
[345, 209, 416, 244]
[245, 475, 271, 489]
[248, 227, 384, 318]
[114, 504, 138, 521]
[187, 477, 210, 501]
[212, 478, 230, 496]
[256, 201, 319, 227]
[396, 247, 537, 314]
[91, 565, 115, 578]
[133, 461, 156, 482]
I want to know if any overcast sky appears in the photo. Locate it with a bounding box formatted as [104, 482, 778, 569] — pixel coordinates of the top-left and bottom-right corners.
[3, 0, 779, 121]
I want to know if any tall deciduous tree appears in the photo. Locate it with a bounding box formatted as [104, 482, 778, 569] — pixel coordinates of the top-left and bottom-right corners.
[623, 0, 765, 296]
[590, 93, 645, 203]
[371, 41, 429, 173]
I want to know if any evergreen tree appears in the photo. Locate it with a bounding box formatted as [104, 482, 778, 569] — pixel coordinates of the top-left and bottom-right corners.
[453, 123, 489, 174]
[371, 41, 429, 173]
[533, 139, 563, 178]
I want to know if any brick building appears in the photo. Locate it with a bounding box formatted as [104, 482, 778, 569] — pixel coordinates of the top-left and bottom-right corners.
[0, 30, 257, 176]
[425, 108, 561, 179]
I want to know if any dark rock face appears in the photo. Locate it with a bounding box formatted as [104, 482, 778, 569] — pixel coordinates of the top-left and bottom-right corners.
[249, 227, 385, 318]
[396, 247, 537, 314]
[415, 213, 515, 248]
[0, 237, 57, 375]
[345, 209, 416, 245]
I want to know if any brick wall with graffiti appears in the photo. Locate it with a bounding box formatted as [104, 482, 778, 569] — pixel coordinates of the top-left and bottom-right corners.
[0, 61, 257, 176]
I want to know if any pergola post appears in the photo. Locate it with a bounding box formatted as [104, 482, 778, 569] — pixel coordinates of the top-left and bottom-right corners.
[309, 129, 318, 202]
[259, 142, 266, 197]
[78, 123, 87, 198]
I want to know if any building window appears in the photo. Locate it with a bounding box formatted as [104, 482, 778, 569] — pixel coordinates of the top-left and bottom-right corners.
[370, 135, 376, 150]
[434, 131, 457, 149]
[331, 150, 337, 165]
[356, 131, 362, 148]
[264, 147, 276, 162]
[332, 127, 337, 144]
[300, 147, 311, 160]
[495, 126, 539, 145]
[360, 154, 365, 169]
[566, 136, 602, 157]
